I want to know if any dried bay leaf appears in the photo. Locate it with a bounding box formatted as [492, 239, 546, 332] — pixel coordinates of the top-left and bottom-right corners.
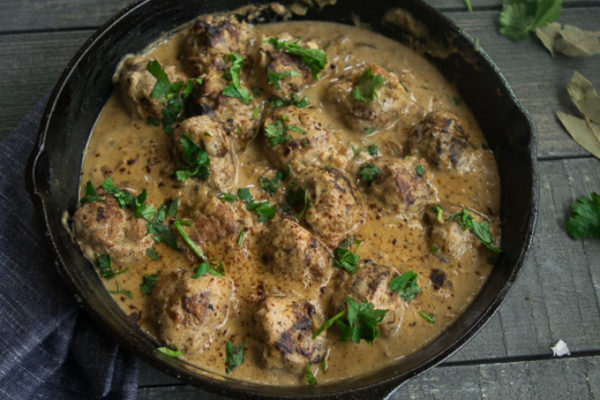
[567, 71, 600, 124]
[556, 112, 600, 159]
[536, 23, 600, 57]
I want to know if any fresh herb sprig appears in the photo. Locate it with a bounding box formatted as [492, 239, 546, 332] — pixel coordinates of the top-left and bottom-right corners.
[259, 171, 284, 196]
[80, 181, 104, 205]
[304, 362, 318, 386]
[140, 272, 160, 295]
[267, 38, 327, 79]
[193, 259, 226, 278]
[157, 347, 183, 358]
[222, 53, 252, 104]
[359, 163, 379, 183]
[95, 254, 127, 280]
[268, 70, 300, 90]
[351, 68, 385, 103]
[566, 192, 600, 239]
[272, 93, 310, 109]
[449, 209, 501, 252]
[237, 188, 277, 223]
[336, 297, 388, 344]
[498, 0, 562, 41]
[333, 236, 362, 274]
[389, 271, 420, 302]
[174, 135, 210, 182]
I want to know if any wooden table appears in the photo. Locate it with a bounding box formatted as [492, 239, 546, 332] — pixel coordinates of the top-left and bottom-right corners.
[2, 1, 599, 398]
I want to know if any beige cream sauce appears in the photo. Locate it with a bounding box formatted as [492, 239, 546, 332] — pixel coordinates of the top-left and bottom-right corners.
[81, 21, 500, 385]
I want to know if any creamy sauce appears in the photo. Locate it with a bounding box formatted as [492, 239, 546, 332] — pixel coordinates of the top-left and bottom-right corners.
[79, 20, 500, 385]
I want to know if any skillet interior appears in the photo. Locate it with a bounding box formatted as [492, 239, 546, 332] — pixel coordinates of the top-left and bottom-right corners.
[29, 0, 538, 398]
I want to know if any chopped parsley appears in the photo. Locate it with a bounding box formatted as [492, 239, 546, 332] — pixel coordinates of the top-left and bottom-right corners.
[417, 310, 436, 324]
[364, 127, 376, 135]
[259, 171, 284, 195]
[146, 199, 179, 249]
[359, 163, 379, 183]
[320, 356, 327, 373]
[221, 53, 252, 104]
[219, 192, 237, 203]
[449, 208, 501, 252]
[140, 272, 160, 295]
[287, 124, 306, 134]
[157, 347, 183, 358]
[80, 181, 104, 205]
[237, 188, 252, 203]
[133, 189, 156, 222]
[367, 144, 379, 156]
[251, 106, 260, 120]
[192, 259, 225, 278]
[268, 70, 300, 90]
[312, 309, 346, 339]
[432, 205, 443, 223]
[145, 247, 161, 261]
[272, 93, 310, 108]
[225, 341, 245, 373]
[95, 254, 127, 280]
[304, 362, 317, 386]
[284, 182, 309, 220]
[265, 119, 291, 146]
[431, 245, 439, 254]
[389, 271, 420, 302]
[336, 297, 388, 344]
[109, 281, 133, 299]
[416, 164, 425, 176]
[351, 68, 385, 103]
[174, 219, 205, 259]
[175, 135, 210, 182]
[237, 188, 277, 223]
[267, 38, 327, 79]
[333, 236, 362, 274]
[102, 177, 135, 209]
[237, 231, 245, 247]
[566, 192, 600, 239]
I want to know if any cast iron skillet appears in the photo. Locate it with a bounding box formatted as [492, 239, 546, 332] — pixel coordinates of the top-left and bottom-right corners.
[29, 0, 538, 398]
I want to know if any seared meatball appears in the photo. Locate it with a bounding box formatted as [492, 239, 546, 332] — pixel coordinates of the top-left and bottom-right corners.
[328, 64, 411, 133]
[330, 259, 406, 337]
[183, 16, 251, 76]
[263, 218, 333, 291]
[254, 33, 327, 99]
[214, 91, 264, 143]
[73, 192, 153, 269]
[406, 111, 470, 169]
[151, 269, 236, 354]
[263, 106, 346, 171]
[256, 296, 326, 371]
[114, 56, 187, 120]
[295, 167, 365, 248]
[172, 116, 235, 190]
[363, 156, 437, 217]
[424, 202, 499, 262]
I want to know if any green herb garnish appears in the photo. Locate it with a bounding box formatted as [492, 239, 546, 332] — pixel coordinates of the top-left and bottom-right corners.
[174, 219, 205, 259]
[80, 181, 104, 205]
[566, 192, 600, 239]
[145, 247, 161, 261]
[268, 70, 300, 90]
[265, 119, 291, 146]
[498, 0, 562, 41]
[449, 209, 501, 252]
[389, 271, 420, 302]
[237, 188, 277, 223]
[416, 164, 425, 176]
[333, 236, 362, 274]
[335, 297, 388, 344]
[367, 145, 379, 156]
[359, 163, 379, 183]
[175, 135, 210, 182]
[109, 281, 133, 299]
[225, 341, 245, 373]
[267, 38, 327, 79]
[351, 68, 385, 103]
[285, 184, 309, 220]
[95, 254, 127, 280]
[304, 362, 317, 386]
[312, 309, 346, 339]
[157, 347, 183, 358]
[237, 231, 245, 247]
[146, 199, 179, 250]
[140, 272, 160, 295]
[192, 259, 225, 278]
[259, 171, 284, 195]
[219, 192, 237, 203]
[222, 53, 252, 104]
[417, 310, 436, 324]
[432, 205, 443, 223]
[272, 93, 310, 108]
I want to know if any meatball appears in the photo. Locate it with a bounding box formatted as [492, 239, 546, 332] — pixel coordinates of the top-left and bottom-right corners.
[328, 64, 412, 133]
[256, 296, 326, 371]
[213, 90, 264, 144]
[263, 106, 346, 171]
[263, 218, 333, 292]
[330, 259, 406, 337]
[363, 156, 437, 216]
[406, 111, 470, 169]
[73, 192, 153, 269]
[183, 16, 251, 76]
[172, 116, 235, 190]
[253, 33, 327, 99]
[295, 167, 365, 248]
[151, 269, 236, 354]
[114, 56, 187, 120]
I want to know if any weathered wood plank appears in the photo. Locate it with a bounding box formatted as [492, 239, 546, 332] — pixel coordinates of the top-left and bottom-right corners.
[137, 355, 600, 398]
[2, 8, 599, 157]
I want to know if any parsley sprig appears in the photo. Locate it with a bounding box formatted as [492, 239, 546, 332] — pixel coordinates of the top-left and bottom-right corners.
[80, 181, 104, 205]
[351, 68, 385, 103]
[389, 271, 420, 302]
[336, 297, 388, 344]
[95, 254, 127, 280]
[566, 192, 600, 239]
[267, 38, 327, 79]
[237, 188, 277, 223]
[449, 209, 501, 252]
[304, 362, 318, 386]
[225, 341, 245, 373]
[101, 178, 156, 222]
[146, 198, 179, 249]
[272, 93, 310, 108]
[193, 259, 226, 278]
[498, 0, 562, 41]
[140, 272, 160, 295]
[333, 236, 362, 274]
[222, 53, 252, 104]
[260, 171, 284, 196]
[174, 135, 210, 182]
[265, 114, 306, 146]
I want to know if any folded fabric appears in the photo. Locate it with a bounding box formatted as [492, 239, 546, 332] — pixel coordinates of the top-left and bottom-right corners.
[0, 94, 139, 400]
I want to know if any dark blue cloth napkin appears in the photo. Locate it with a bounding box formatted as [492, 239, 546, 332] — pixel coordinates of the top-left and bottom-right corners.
[0, 95, 139, 400]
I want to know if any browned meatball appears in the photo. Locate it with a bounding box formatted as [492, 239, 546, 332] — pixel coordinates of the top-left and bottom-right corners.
[262, 106, 346, 171]
[151, 269, 236, 354]
[255, 296, 326, 371]
[330, 259, 406, 337]
[73, 193, 153, 269]
[114, 56, 187, 120]
[295, 167, 365, 248]
[328, 64, 411, 133]
[183, 16, 251, 76]
[213, 91, 264, 144]
[172, 116, 235, 190]
[263, 218, 333, 291]
[253, 34, 327, 99]
[406, 111, 470, 169]
[363, 156, 437, 216]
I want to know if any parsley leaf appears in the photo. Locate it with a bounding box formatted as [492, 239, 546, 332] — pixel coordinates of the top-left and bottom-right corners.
[157, 347, 183, 358]
[499, 0, 562, 41]
[272, 93, 310, 108]
[389, 271, 420, 302]
[237, 231, 245, 246]
[109, 281, 133, 299]
[80, 181, 104, 205]
[304, 362, 317, 386]
[432, 205, 443, 223]
[259, 171, 284, 195]
[312, 309, 346, 339]
[367, 145, 379, 156]
[145, 247, 161, 261]
[174, 219, 205, 260]
[219, 192, 237, 203]
[335, 297, 388, 344]
[225, 341, 244, 373]
[284, 182, 309, 219]
[237, 188, 252, 203]
[333, 236, 362, 274]
[267, 38, 327, 79]
[449, 209, 501, 252]
[175, 135, 210, 182]
[222, 53, 252, 104]
[140, 272, 160, 295]
[95, 254, 127, 280]
[417, 310, 436, 323]
[351, 68, 385, 103]
[416, 164, 425, 176]
[133, 189, 156, 222]
[566, 192, 600, 239]
[147, 60, 171, 99]
[237, 188, 277, 222]
[145, 198, 179, 249]
[268, 70, 300, 90]
[102, 178, 135, 209]
[359, 163, 379, 183]
[193, 259, 226, 278]
[265, 119, 292, 146]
